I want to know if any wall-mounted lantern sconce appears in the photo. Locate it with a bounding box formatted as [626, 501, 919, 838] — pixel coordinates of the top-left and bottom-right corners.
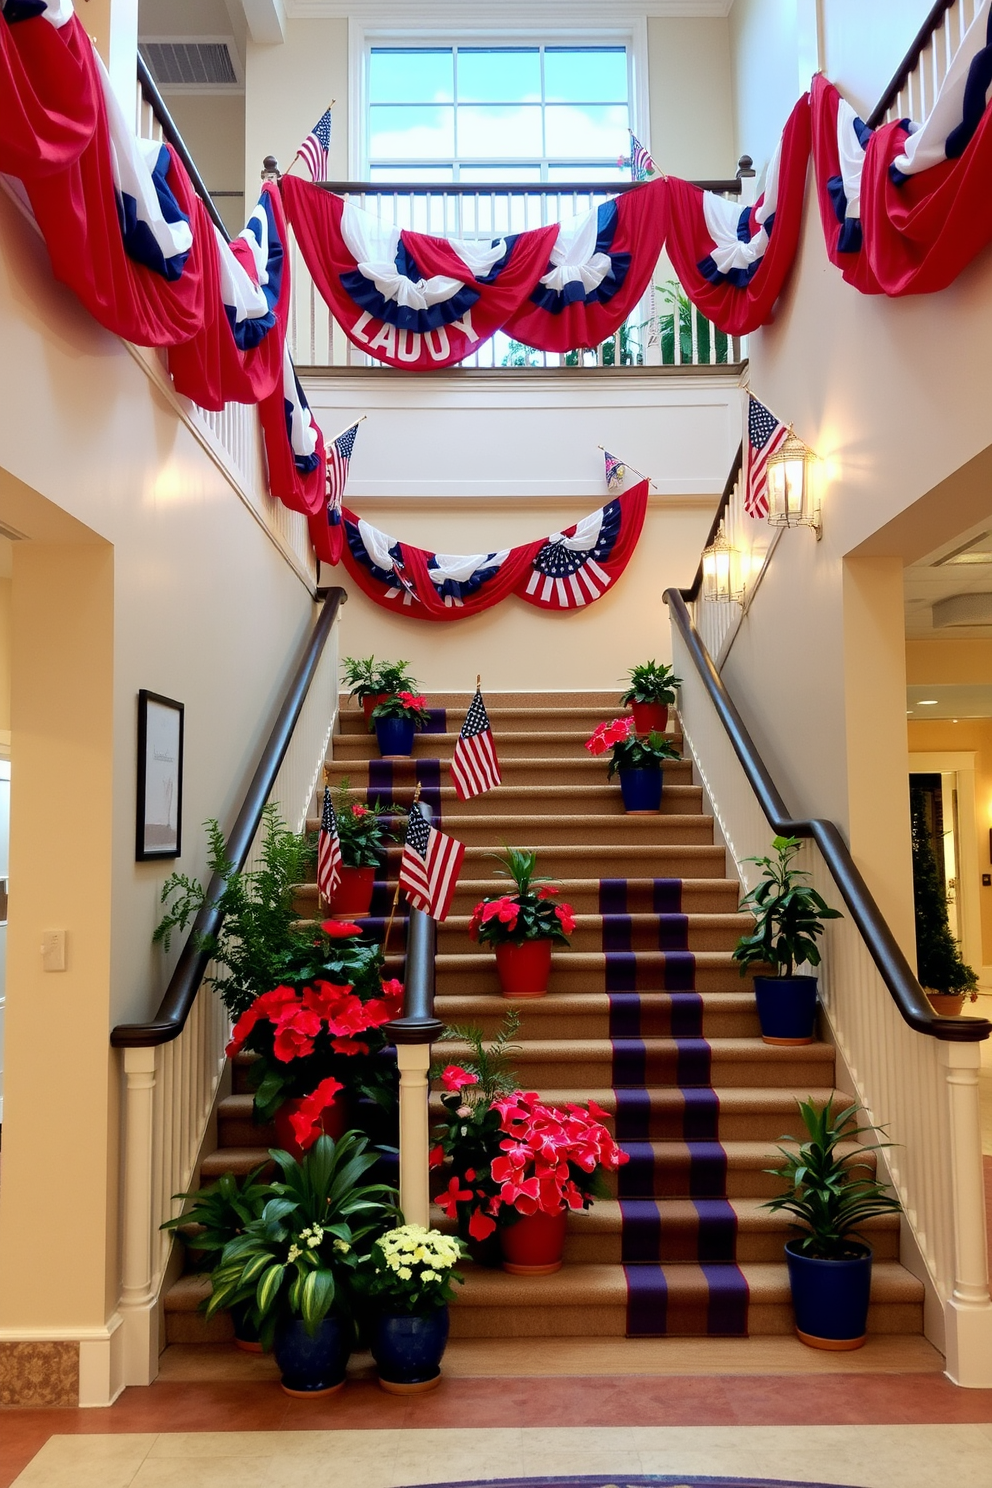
[701, 525, 742, 604]
[766, 428, 821, 539]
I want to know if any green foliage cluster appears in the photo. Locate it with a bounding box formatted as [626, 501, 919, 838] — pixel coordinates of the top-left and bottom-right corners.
[619, 659, 681, 707]
[331, 778, 400, 868]
[733, 835, 841, 979]
[430, 1009, 521, 1105]
[763, 1099, 901, 1260]
[469, 848, 574, 945]
[341, 655, 418, 701]
[606, 728, 681, 779]
[161, 1167, 269, 1269]
[369, 692, 431, 728]
[910, 785, 978, 997]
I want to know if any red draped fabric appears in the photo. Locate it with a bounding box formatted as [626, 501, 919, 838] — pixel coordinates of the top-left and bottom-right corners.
[0, 13, 98, 177]
[665, 94, 811, 336]
[809, 75, 882, 295]
[515, 479, 649, 611]
[259, 383, 326, 517]
[502, 180, 670, 352]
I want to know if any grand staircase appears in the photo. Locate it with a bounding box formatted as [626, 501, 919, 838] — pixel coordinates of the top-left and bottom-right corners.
[163, 688, 925, 1348]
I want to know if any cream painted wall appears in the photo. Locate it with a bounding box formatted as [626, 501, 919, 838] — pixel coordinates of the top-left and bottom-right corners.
[0, 577, 12, 735]
[164, 93, 247, 237]
[245, 19, 349, 187]
[820, 0, 934, 118]
[729, 0, 802, 170]
[646, 17, 736, 179]
[907, 638, 992, 686]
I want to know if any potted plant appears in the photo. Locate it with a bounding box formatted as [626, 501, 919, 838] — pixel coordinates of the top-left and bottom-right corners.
[327, 779, 400, 918]
[206, 1132, 398, 1395]
[161, 1167, 271, 1351]
[763, 1098, 901, 1350]
[619, 659, 681, 733]
[225, 929, 405, 1160]
[910, 785, 979, 1014]
[733, 835, 842, 1045]
[370, 690, 431, 758]
[361, 1224, 465, 1393]
[585, 717, 681, 814]
[468, 848, 575, 997]
[342, 655, 419, 721]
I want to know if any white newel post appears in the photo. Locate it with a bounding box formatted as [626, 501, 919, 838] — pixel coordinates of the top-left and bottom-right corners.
[939, 1040, 992, 1386]
[396, 1042, 432, 1228]
[119, 1045, 160, 1386]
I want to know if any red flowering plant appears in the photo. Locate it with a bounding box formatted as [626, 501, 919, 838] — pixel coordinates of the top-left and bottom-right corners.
[469, 847, 575, 947]
[369, 690, 432, 731]
[585, 717, 681, 778]
[330, 778, 402, 867]
[225, 919, 405, 1146]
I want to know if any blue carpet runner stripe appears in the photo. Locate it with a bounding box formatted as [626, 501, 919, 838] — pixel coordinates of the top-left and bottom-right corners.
[602, 874, 749, 1336]
[366, 759, 442, 817]
[423, 707, 447, 734]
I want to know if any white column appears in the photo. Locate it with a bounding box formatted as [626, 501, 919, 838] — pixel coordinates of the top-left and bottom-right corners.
[939, 1040, 992, 1386]
[396, 1043, 432, 1228]
[118, 1045, 160, 1387]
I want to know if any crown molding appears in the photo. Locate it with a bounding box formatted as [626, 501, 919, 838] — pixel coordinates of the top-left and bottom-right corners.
[284, 1, 733, 20]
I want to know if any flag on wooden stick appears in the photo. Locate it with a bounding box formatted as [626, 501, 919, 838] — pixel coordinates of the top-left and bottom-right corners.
[298, 106, 333, 182]
[451, 687, 501, 801]
[316, 785, 342, 901]
[398, 801, 464, 921]
[604, 450, 626, 492]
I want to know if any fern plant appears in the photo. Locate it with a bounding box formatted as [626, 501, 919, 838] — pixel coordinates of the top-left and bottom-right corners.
[430, 1008, 521, 1104]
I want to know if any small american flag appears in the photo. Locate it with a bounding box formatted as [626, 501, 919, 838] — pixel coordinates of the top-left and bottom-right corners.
[316, 786, 342, 902]
[604, 450, 626, 492]
[629, 132, 658, 183]
[298, 107, 332, 182]
[327, 421, 359, 529]
[398, 802, 465, 922]
[745, 394, 789, 519]
[451, 689, 501, 801]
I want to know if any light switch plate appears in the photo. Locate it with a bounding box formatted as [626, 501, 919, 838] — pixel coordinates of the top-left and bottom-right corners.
[41, 930, 66, 972]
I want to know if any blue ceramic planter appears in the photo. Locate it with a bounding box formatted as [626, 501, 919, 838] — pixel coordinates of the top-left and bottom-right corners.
[272, 1315, 351, 1396]
[375, 716, 416, 757]
[371, 1305, 449, 1391]
[786, 1239, 872, 1349]
[753, 974, 818, 1044]
[618, 766, 663, 813]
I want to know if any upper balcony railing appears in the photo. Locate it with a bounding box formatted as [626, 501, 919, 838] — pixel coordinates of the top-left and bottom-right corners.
[868, 0, 981, 127]
[280, 163, 755, 373]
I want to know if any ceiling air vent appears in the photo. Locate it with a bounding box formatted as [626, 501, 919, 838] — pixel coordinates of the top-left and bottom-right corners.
[932, 592, 992, 628]
[141, 40, 239, 88]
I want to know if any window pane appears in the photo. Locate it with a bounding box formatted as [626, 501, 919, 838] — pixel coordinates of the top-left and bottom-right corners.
[545, 104, 628, 159]
[547, 164, 629, 184]
[368, 166, 455, 182]
[456, 165, 542, 182]
[544, 47, 628, 103]
[457, 104, 543, 158]
[456, 48, 540, 103]
[369, 49, 453, 104]
[369, 105, 454, 160]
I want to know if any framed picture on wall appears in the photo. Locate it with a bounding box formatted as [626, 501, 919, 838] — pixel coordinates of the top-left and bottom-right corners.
[136, 690, 184, 861]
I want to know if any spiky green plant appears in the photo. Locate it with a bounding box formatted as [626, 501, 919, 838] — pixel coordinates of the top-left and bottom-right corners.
[489, 846, 548, 898]
[431, 1008, 521, 1104]
[161, 1167, 269, 1268]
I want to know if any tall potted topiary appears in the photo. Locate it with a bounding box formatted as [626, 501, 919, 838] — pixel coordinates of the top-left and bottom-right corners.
[763, 1098, 901, 1350]
[619, 659, 681, 733]
[585, 717, 681, 813]
[468, 848, 575, 997]
[733, 835, 842, 1045]
[910, 785, 979, 1014]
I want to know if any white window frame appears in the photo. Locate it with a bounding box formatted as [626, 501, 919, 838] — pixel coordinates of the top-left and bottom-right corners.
[348, 17, 650, 181]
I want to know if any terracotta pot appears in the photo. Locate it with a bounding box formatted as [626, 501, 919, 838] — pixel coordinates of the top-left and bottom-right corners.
[273, 1089, 349, 1162]
[629, 700, 669, 733]
[926, 991, 967, 1016]
[495, 939, 553, 998]
[500, 1210, 568, 1275]
[362, 693, 388, 721]
[328, 865, 376, 917]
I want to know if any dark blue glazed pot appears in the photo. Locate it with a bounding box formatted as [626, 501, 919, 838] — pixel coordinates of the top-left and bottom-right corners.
[618, 766, 663, 812]
[371, 1305, 449, 1390]
[272, 1315, 351, 1396]
[375, 716, 416, 757]
[786, 1240, 872, 1349]
[753, 974, 818, 1044]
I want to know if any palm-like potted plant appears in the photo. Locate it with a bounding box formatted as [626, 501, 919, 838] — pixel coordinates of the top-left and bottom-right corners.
[763, 1098, 901, 1350]
[370, 690, 431, 758]
[206, 1132, 397, 1396]
[361, 1225, 464, 1393]
[161, 1167, 270, 1351]
[733, 835, 842, 1044]
[585, 718, 681, 813]
[468, 848, 575, 997]
[342, 655, 419, 721]
[326, 779, 400, 917]
[910, 785, 979, 1014]
[619, 659, 681, 733]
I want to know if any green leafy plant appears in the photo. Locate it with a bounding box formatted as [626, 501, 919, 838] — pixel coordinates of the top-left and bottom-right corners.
[331, 778, 401, 868]
[762, 1098, 901, 1260]
[910, 784, 979, 999]
[468, 848, 575, 946]
[153, 806, 317, 1017]
[361, 1224, 465, 1314]
[206, 1132, 398, 1346]
[369, 691, 431, 730]
[656, 280, 729, 366]
[619, 659, 681, 707]
[342, 656, 418, 703]
[160, 1167, 270, 1267]
[430, 1009, 522, 1103]
[732, 835, 842, 978]
[585, 718, 681, 778]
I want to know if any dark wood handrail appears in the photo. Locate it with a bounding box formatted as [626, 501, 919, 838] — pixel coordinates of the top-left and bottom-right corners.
[313, 169, 751, 198]
[866, 0, 958, 129]
[664, 588, 991, 1043]
[136, 54, 231, 240]
[112, 587, 347, 1049]
[384, 804, 443, 1046]
[681, 442, 744, 603]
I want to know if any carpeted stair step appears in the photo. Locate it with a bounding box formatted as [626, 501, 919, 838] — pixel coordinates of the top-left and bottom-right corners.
[163, 1273, 233, 1344]
[293, 877, 744, 917]
[325, 756, 696, 790]
[416, 812, 716, 848]
[336, 704, 656, 735]
[432, 950, 763, 995]
[438, 912, 751, 954]
[434, 990, 763, 1040]
[331, 730, 679, 761]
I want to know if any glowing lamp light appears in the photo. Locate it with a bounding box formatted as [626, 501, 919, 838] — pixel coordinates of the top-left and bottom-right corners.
[701, 526, 741, 604]
[766, 428, 821, 537]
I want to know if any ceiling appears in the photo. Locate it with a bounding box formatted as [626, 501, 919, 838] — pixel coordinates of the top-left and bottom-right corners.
[904, 513, 992, 641]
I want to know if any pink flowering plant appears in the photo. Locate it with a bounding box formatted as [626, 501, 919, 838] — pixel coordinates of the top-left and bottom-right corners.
[330, 778, 402, 868]
[585, 717, 681, 778]
[469, 847, 575, 947]
[369, 690, 432, 730]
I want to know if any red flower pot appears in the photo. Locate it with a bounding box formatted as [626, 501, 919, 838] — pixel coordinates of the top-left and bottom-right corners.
[495, 939, 553, 998]
[328, 865, 375, 917]
[500, 1210, 568, 1275]
[629, 701, 668, 733]
[273, 1090, 349, 1162]
[362, 693, 389, 722]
